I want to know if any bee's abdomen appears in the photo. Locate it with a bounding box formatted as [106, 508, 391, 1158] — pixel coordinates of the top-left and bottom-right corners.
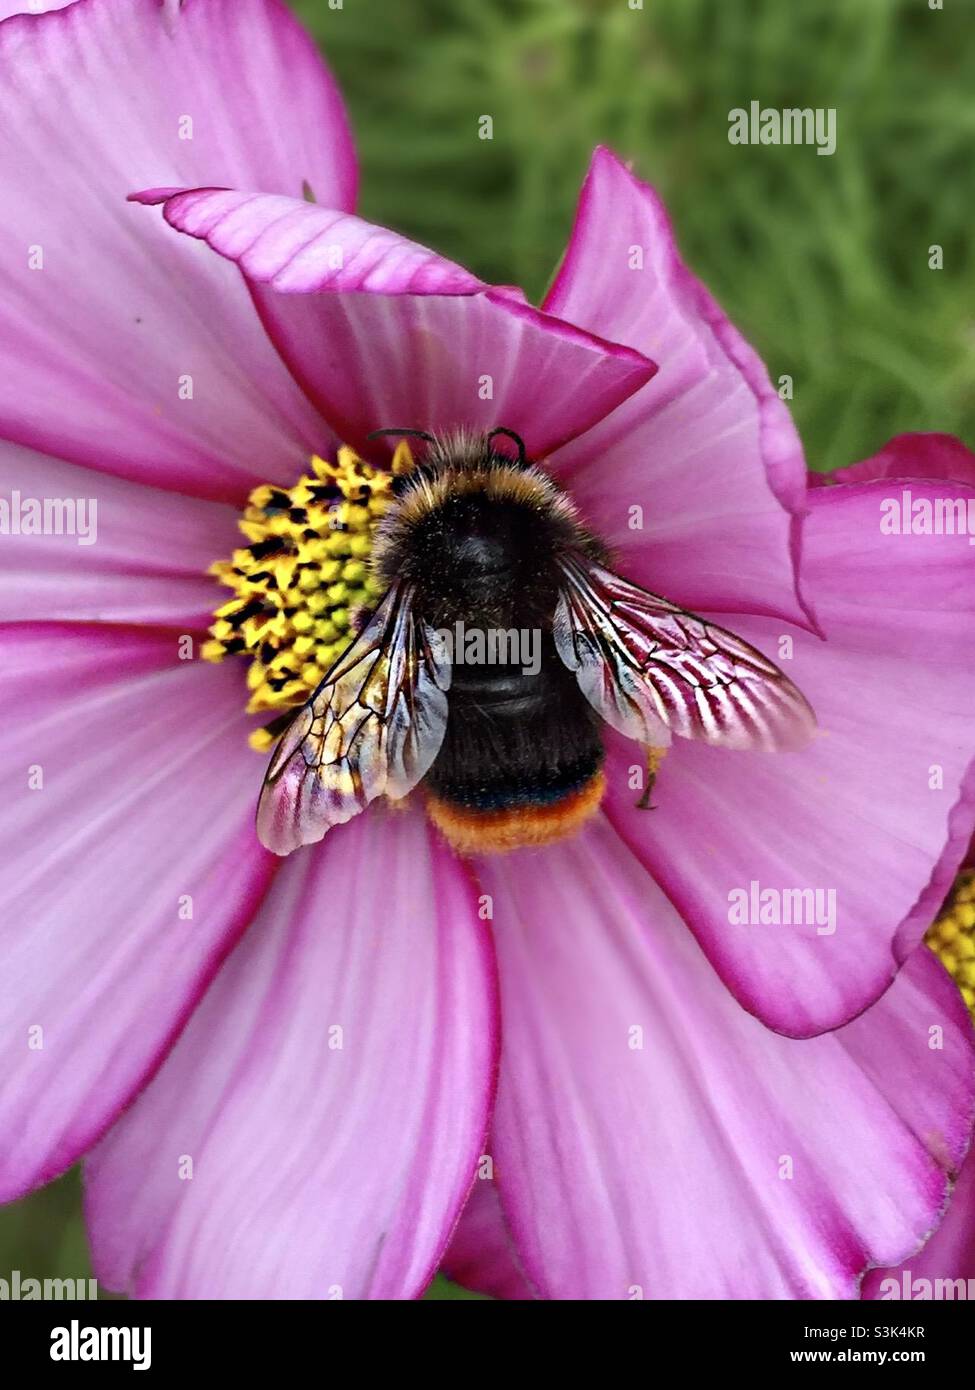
[437, 750, 600, 811]
[423, 653, 605, 855]
[425, 771, 605, 856]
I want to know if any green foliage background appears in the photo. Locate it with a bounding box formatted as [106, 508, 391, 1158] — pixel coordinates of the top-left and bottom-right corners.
[2, 0, 972, 1301]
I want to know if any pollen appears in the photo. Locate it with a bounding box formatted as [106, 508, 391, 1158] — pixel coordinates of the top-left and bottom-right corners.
[202, 443, 412, 749]
[926, 870, 975, 1018]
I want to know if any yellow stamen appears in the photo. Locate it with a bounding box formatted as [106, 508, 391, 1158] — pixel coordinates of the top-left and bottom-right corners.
[926, 870, 975, 1018]
[204, 445, 410, 746]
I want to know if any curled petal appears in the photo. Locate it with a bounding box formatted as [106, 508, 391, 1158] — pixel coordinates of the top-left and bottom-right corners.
[130, 187, 484, 296]
[814, 431, 975, 489]
[135, 182, 658, 463]
[544, 147, 810, 628]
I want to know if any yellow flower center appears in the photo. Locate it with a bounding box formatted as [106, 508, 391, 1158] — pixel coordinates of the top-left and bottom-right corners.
[926, 870, 975, 1019]
[202, 443, 414, 750]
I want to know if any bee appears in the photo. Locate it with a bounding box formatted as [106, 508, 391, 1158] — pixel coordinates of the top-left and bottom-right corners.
[257, 428, 816, 856]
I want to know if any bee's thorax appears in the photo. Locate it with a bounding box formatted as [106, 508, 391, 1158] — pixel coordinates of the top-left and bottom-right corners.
[371, 434, 605, 630]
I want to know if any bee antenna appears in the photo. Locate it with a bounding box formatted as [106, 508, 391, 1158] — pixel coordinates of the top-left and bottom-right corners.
[366, 428, 437, 447]
[486, 427, 527, 466]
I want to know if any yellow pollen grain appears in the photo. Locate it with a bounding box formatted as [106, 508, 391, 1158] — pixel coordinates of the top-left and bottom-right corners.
[202, 444, 410, 746]
[926, 870, 975, 1017]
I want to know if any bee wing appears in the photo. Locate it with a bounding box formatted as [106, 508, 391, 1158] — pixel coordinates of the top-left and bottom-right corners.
[256, 581, 450, 855]
[554, 555, 816, 752]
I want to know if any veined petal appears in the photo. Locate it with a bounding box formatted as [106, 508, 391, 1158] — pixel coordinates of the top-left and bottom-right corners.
[0, 0, 354, 502]
[863, 1145, 975, 1297]
[131, 187, 485, 295]
[0, 624, 274, 1200]
[84, 806, 499, 1300]
[135, 184, 659, 461]
[481, 819, 975, 1300]
[0, 440, 237, 627]
[604, 478, 975, 1036]
[544, 147, 809, 628]
[253, 289, 658, 465]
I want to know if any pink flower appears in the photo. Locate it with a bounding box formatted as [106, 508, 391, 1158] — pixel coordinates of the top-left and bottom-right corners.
[1, 0, 974, 1299]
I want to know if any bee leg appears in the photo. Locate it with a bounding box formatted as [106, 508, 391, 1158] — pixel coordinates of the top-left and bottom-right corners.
[636, 745, 667, 810]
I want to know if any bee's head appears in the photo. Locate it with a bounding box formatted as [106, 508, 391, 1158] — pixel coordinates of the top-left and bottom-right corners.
[366, 426, 530, 493]
[368, 426, 594, 598]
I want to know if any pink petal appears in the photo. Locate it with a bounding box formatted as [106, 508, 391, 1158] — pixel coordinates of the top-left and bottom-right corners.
[0, 0, 354, 503]
[0, 624, 275, 1200]
[0, 1, 77, 15]
[480, 819, 975, 1300]
[132, 187, 485, 295]
[544, 147, 809, 627]
[814, 431, 975, 489]
[84, 806, 499, 1300]
[137, 186, 659, 461]
[254, 289, 657, 464]
[0, 440, 236, 627]
[443, 1180, 536, 1301]
[864, 1143, 975, 1297]
[604, 477, 975, 1036]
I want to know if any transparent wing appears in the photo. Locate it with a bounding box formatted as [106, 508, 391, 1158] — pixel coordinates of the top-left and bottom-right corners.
[256, 581, 450, 854]
[554, 555, 816, 752]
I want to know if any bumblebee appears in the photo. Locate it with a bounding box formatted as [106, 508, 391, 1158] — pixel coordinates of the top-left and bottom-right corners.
[257, 428, 815, 856]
